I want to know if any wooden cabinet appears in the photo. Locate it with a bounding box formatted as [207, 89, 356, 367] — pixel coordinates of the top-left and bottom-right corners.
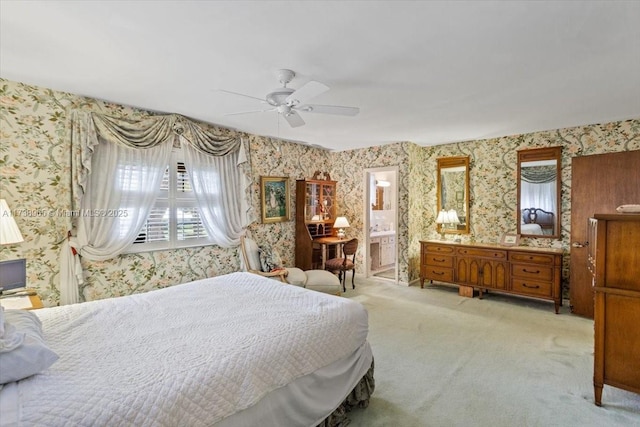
[420, 240, 563, 313]
[589, 214, 640, 406]
[295, 175, 338, 271]
[455, 246, 508, 292]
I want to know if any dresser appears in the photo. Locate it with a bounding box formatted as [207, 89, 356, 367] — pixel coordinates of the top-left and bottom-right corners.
[420, 240, 563, 313]
[588, 214, 640, 406]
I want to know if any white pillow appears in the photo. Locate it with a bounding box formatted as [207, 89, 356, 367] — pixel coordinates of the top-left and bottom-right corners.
[0, 308, 59, 384]
[616, 204, 640, 213]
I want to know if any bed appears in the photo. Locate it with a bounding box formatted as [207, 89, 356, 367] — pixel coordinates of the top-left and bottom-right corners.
[520, 223, 544, 235]
[0, 272, 374, 426]
[521, 207, 555, 235]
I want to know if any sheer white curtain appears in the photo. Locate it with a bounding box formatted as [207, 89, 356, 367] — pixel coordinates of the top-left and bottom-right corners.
[61, 112, 250, 305]
[182, 141, 249, 247]
[76, 137, 172, 260]
[521, 181, 556, 213]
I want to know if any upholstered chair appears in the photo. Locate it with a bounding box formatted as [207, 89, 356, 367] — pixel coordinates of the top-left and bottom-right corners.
[240, 234, 341, 296]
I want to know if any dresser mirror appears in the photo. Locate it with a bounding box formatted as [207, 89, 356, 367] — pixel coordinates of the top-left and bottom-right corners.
[517, 146, 562, 239]
[436, 156, 470, 235]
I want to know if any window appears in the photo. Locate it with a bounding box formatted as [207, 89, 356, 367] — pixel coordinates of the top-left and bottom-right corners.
[126, 150, 211, 253]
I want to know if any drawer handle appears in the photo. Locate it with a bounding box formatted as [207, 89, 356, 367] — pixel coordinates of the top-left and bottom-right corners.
[522, 283, 540, 289]
[431, 271, 444, 276]
[434, 258, 446, 262]
[522, 269, 540, 274]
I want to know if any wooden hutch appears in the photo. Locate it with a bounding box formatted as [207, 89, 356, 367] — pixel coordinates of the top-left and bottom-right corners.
[295, 172, 338, 270]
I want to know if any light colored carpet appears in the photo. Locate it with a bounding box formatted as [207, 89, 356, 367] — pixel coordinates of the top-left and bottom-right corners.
[373, 268, 396, 280]
[342, 276, 640, 427]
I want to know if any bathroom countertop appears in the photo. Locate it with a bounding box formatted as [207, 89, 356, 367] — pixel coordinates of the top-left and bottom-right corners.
[370, 230, 396, 238]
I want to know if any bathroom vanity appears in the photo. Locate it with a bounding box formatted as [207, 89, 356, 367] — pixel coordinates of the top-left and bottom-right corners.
[370, 230, 396, 271]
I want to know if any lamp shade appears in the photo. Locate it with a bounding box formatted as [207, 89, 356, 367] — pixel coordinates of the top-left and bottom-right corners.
[447, 209, 461, 224]
[435, 209, 448, 224]
[333, 216, 350, 229]
[0, 199, 24, 245]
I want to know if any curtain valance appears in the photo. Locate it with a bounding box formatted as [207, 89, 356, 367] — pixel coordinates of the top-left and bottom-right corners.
[70, 111, 244, 209]
[521, 165, 557, 184]
[62, 111, 251, 305]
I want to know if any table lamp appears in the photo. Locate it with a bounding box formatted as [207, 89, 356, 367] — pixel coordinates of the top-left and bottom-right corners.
[333, 216, 350, 238]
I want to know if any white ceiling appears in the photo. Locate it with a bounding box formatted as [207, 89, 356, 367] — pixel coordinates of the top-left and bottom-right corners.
[2, 1, 639, 151]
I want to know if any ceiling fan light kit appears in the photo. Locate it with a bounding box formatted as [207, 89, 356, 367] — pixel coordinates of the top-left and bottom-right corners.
[222, 69, 359, 128]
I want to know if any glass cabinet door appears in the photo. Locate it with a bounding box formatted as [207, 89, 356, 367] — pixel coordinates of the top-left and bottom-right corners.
[305, 182, 321, 221]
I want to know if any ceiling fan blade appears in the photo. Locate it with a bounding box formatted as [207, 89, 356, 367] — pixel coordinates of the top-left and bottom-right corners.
[224, 108, 275, 116]
[283, 111, 305, 128]
[217, 89, 267, 103]
[285, 81, 329, 106]
[297, 104, 360, 116]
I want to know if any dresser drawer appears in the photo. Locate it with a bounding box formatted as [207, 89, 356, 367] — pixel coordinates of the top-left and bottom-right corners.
[511, 278, 552, 297]
[511, 264, 553, 281]
[509, 251, 556, 265]
[425, 254, 454, 268]
[456, 247, 507, 260]
[423, 266, 454, 282]
[424, 244, 454, 254]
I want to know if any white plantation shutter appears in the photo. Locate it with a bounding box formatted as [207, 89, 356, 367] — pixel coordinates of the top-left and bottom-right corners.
[177, 207, 208, 240]
[130, 156, 210, 251]
[133, 206, 169, 244]
[175, 161, 209, 242]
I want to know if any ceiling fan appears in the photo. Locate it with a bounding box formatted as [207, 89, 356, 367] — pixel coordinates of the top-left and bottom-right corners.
[219, 69, 359, 128]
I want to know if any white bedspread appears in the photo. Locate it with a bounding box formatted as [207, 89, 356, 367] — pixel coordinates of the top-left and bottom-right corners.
[0, 272, 369, 426]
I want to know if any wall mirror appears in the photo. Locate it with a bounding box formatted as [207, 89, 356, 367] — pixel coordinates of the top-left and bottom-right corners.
[436, 156, 470, 235]
[517, 146, 562, 239]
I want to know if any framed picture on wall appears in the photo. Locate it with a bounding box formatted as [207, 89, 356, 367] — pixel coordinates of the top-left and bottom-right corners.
[260, 176, 290, 223]
[499, 233, 520, 247]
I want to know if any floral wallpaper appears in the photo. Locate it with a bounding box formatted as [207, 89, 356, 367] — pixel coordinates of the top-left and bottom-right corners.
[1, 78, 639, 306]
[330, 143, 412, 284]
[0, 79, 330, 306]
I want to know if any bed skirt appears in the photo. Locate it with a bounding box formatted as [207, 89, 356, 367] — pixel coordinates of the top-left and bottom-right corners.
[320, 358, 375, 427]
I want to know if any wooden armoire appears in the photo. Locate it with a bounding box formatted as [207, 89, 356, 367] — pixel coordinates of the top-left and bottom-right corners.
[588, 214, 640, 406]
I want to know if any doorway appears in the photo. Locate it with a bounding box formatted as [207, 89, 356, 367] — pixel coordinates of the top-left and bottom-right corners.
[364, 166, 399, 282]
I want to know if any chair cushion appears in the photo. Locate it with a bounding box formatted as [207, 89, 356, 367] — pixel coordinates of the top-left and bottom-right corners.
[285, 267, 307, 286]
[305, 270, 341, 294]
[325, 258, 354, 270]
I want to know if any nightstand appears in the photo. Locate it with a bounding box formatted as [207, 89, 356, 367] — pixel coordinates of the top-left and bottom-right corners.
[26, 293, 43, 309]
[0, 290, 43, 310]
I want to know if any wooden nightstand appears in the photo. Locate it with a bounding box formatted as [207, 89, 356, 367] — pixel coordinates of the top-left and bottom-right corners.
[26, 293, 43, 309]
[0, 290, 43, 310]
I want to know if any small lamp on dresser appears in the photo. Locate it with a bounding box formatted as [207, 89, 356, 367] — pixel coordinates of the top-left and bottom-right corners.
[436, 209, 460, 240]
[333, 216, 350, 238]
